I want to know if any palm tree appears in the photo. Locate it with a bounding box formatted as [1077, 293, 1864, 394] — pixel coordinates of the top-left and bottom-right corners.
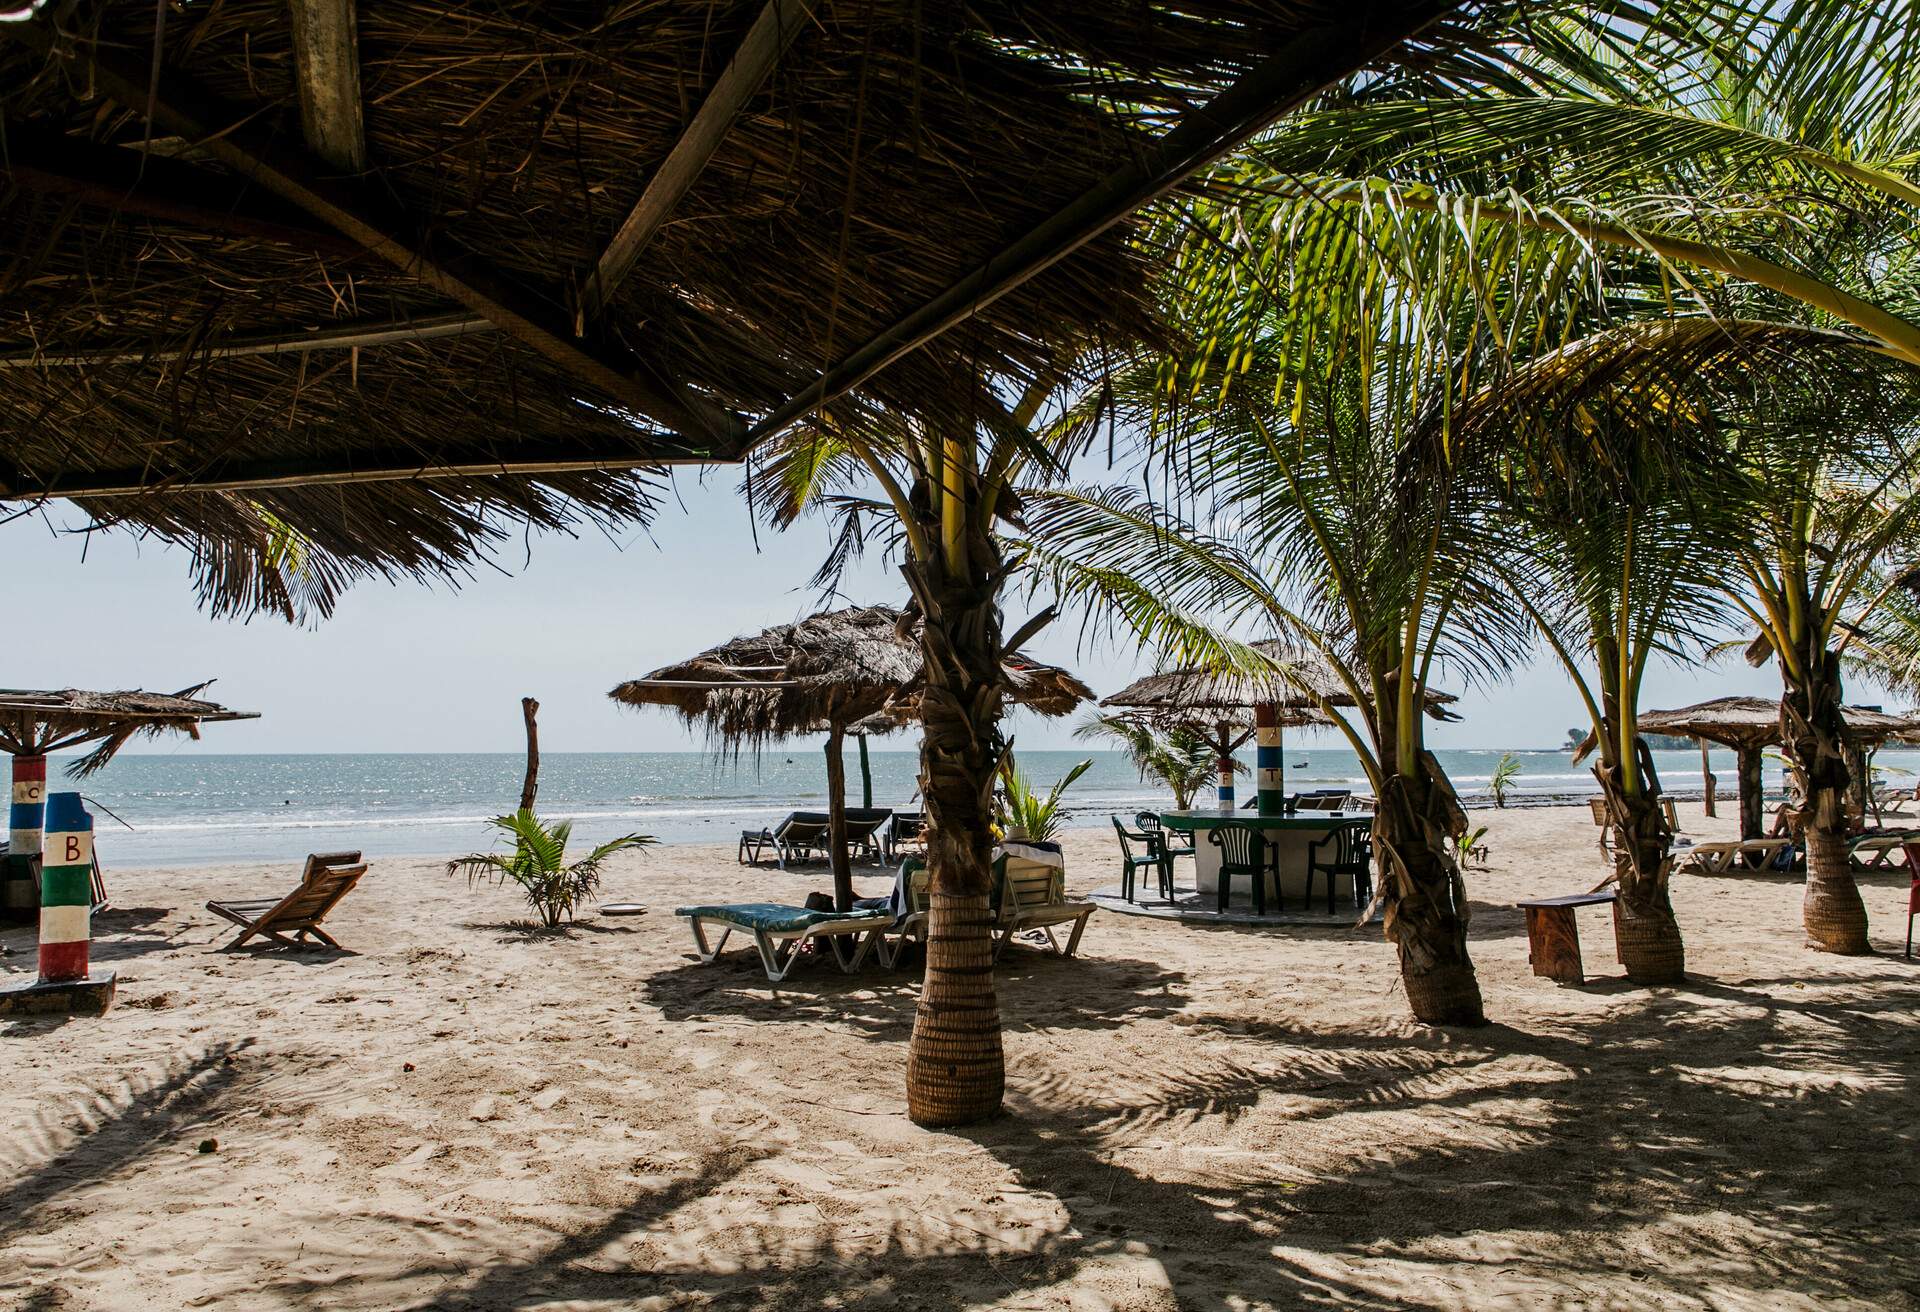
[749, 366, 1094, 1125]
[448, 810, 653, 929]
[1021, 194, 1603, 1025]
[1475, 318, 1800, 981]
[1722, 373, 1920, 951]
[1074, 713, 1227, 810]
[1241, 0, 1920, 953]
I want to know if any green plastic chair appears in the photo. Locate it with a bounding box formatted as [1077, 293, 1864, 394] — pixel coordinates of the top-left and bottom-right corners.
[1111, 816, 1164, 902]
[1208, 822, 1271, 915]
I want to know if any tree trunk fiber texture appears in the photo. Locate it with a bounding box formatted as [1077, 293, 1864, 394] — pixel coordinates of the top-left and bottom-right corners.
[901, 551, 1006, 1127]
[1780, 639, 1870, 954]
[1373, 753, 1484, 1025]
[1592, 738, 1685, 985]
[824, 725, 853, 913]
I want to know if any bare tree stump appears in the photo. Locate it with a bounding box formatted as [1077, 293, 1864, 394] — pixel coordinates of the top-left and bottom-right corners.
[519, 697, 540, 813]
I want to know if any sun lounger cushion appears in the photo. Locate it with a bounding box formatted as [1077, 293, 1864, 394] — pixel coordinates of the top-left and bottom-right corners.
[674, 903, 879, 934]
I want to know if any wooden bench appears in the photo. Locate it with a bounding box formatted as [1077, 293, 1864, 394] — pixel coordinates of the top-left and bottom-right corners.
[1516, 890, 1618, 985]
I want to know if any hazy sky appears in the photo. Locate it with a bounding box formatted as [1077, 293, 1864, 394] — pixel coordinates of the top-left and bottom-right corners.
[2, 470, 1830, 758]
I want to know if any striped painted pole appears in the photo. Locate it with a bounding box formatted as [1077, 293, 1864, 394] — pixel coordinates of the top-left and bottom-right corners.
[1215, 730, 1236, 811]
[39, 792, 93, 983]
[1255, 703, 1286, 817]
[4, 754, 47, 919]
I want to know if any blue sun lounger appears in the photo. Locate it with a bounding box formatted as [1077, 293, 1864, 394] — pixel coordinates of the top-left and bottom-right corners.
[676, 903, 892, 981]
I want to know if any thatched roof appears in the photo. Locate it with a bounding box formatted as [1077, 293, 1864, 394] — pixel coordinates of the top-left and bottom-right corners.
[610, 604, 1090, 745]
[0, 2, 1467, 613]
[1102, 641, 1459, 723]
[1570, 695, 1920, 759]
[0, 682, 259, 775]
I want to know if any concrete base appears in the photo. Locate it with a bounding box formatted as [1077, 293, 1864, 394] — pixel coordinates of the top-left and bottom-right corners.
[0, 969, 116, 1017]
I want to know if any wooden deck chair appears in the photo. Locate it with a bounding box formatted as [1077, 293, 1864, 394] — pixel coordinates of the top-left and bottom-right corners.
[992, 854, 1094, 961]
[206, 851, 367, 951]
[676, 903, 892, 981]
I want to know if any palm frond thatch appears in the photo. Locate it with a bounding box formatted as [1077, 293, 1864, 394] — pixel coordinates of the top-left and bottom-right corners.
[1568, 695, 1920, 758]
[0, 683, 259, 775]
[608, 604, 1090, 748]
[1101, 641, 1459, 724]
[1, 0, 1482, 616]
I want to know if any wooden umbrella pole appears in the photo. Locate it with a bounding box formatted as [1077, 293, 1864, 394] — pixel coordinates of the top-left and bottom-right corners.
[519, 698, 540, 813]
[824, 724, 853, 911]
[1737, 745, 1764, 842]
[1254, 702, 1285, 816]
[1699, 739, 1717, 818]
[1214, 723, 1236, 811]
[857, 732, 873, 810]
[4, 754, 47, 923]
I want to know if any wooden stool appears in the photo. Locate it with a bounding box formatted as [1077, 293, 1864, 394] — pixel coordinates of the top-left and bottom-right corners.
[1516, 890, 1618, 984]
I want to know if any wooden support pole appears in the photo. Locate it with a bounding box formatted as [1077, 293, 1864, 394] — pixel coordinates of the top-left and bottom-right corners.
[1737, 746, 1764, 841]
[824, 724, 852, 911]
[288, 0, 367, 172]
[581, 0, 814, 321]
[0, 312, 492, 370]
[1700, 739, 1717, 818]
[857, 732, 873, 810]
[38, 792, 93, 982]
[519, 697, 540, 814]
[0, 432, 702, 501]
[3, 131, 366, 255]
[3, 754, 46, 923]
[1254, 702, 1285, 817]
[1215, 737, 1236, 812]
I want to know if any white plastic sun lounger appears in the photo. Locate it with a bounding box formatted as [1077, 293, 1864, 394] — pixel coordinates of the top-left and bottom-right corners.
[675, 903, 892, 981]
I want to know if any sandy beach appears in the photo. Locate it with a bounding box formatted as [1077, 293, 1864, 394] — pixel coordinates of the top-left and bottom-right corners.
[3, 801, 1917, 1311]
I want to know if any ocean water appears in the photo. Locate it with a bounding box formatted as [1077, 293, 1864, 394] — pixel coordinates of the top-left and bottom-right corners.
[40, 746, 1911, 868]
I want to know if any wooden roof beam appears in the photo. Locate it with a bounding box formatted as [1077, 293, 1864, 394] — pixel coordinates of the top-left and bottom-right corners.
[2, 129, 365, 255]
[2, 21, 745, 457]
[0, 311, 492, 368]
[0, 434, 709, 501]
[745, 0, 1463, 448]
[580, 0, 814, 323]
[287, 0, 367, 173]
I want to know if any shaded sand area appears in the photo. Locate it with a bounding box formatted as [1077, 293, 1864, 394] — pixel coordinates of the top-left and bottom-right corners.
[3, 803, 1916, 1310]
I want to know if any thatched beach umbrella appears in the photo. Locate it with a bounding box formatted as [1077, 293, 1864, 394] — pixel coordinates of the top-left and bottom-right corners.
[610, 605, 1091, 908]
[0, 683, 257, 921]
[0, 2, 1465, 598]
[1102, 642, 1459, 811]
[1572, 695, 1920, 839]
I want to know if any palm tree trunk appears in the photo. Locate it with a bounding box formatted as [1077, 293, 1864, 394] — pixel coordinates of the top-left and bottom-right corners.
[901, 554, 1006, 1127]
[1781, 640, 1870, 953]
[824, 724, 853, 912]
[1593, 745, 1685, 984]
[1374, 757, 1484, 1025]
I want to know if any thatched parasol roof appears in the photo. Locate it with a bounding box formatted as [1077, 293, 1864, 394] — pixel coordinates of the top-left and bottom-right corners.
[610, 605, 1090, 746]
[0, 682, 259, 775]
[0, 2, 1467, 613]
[1570, 695, 1920, 759]
[1102, 642, 1459, 724]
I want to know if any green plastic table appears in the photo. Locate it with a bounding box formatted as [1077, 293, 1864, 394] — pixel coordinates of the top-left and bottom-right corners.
[1158, 810, 1370, 905]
